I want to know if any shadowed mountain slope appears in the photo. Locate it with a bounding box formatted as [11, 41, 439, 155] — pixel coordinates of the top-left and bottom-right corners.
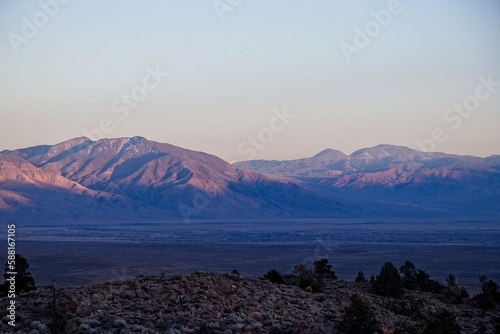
[0, 137, 347, 221]
[235, 145, 500, 219]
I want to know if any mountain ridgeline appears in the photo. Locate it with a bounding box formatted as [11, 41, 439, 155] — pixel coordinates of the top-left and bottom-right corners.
[0, 137, 499, 222]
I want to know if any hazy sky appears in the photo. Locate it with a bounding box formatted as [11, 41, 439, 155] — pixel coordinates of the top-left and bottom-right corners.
[1, 0, 499, 162]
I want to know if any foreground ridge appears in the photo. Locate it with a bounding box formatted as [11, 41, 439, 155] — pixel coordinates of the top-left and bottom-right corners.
[1, 272, 498, 333]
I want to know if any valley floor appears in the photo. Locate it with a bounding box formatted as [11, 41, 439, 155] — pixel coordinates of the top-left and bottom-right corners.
[10, 241, 500, 293]
[4, 219, 499, 292]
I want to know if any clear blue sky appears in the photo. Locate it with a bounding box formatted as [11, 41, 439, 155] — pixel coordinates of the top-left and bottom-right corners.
[1, 0, 499, 162]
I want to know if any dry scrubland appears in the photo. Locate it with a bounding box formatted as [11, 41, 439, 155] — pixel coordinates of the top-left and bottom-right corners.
[1, 272, 499, 334]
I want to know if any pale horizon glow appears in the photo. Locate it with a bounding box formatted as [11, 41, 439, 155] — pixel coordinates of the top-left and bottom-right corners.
[1, 0, 499, 162]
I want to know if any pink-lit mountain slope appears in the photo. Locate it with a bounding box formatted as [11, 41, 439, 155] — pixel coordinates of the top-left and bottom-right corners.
[0, 152, 154, 222]
[0, 137, 345, 222]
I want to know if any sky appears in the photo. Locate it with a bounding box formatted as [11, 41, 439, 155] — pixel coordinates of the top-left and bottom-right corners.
[0, 0, 499, 162]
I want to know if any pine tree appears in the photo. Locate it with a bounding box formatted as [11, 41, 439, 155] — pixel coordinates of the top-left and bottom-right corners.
[400, 261, 418, 290]
[355, 271, 367, 283]
[371, 262, 403, 297]
[313, 258, 337, 280]
[1, 254, 36, 296]
[442, 274, 468, 304]
[475, 276, 500, 309]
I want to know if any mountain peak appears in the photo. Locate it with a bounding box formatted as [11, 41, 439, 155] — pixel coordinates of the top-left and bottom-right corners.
[311, 148, 347, 163]
[54, 136, 91, 148]
[314, 148, 345, 157]
[96, 136, 147, 144]
[351, 144, 416, 158]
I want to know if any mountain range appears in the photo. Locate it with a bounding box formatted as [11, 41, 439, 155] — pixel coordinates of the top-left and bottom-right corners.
[1, 137, 499, 222]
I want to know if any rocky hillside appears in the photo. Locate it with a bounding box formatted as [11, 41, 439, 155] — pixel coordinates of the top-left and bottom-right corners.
[1, 272, 499, 334]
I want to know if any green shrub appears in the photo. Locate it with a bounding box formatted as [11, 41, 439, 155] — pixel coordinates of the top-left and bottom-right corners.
[475, 276, 500, 309]
[338, 295, 379, 334]
[422, 308, 460, 334]
[441, 274, 468, 304]
[414, 269, 443, 293]
[264, 258, 336, 293]
[494, 316, 500, 334]
[195, 324, 215, 334]
[399, 261, 443, 293]
[48, 308, 74, 334]
[293, 264, 324, 292]
[261, 269, 283, 284]
[281, 273, 300, 286]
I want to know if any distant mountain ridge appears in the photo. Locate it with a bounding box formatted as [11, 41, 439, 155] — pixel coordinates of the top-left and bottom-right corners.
[234, 144, 500, 219]
[1, 138, 499, 222]
[0, 137, 344, 222]
[234, 144, 499, 188]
